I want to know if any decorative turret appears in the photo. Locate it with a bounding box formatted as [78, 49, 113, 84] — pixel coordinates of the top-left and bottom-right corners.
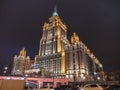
[19, 48, 26, 57]
[11, 48, 31, 76]
[71, 32, 80, 43]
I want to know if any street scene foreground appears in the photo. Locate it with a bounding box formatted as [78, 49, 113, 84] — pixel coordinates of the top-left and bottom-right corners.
[0, 76, 120, 90]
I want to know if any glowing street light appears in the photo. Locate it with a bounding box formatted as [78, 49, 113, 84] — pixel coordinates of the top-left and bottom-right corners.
[3, 66, 8, 75]
[97, 76, 100, 80]
[4, 67, 8, 70]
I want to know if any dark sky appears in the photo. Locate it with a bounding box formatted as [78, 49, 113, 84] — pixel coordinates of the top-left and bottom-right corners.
[0, 0, 120, 73]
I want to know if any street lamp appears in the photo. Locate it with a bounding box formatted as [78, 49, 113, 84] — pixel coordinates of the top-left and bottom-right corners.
[97, 76, 100, 80]
[5, 67, 8, 70]
[3, 71, 6, 75]
[25, 74, 28, 77]
[3, 66, 8, 76]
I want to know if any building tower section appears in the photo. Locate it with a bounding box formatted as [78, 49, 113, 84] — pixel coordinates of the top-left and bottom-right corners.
[36, 8, 69, 77]
[65, 33, 103, 81]
[11, 48, 31, 76]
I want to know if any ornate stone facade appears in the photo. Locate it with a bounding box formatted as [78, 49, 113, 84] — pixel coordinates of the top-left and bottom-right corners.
[36, 7, 103, 81]
[11, 48, 31, 76]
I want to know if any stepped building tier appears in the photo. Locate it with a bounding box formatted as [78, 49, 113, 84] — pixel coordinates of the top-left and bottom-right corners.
[65, 33, 103, 81]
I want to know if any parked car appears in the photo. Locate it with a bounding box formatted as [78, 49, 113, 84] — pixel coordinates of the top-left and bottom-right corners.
[79, 84, 104, 90]
[99, 85, 110, 90]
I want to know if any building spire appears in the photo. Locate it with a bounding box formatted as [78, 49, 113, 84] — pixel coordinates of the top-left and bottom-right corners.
[52, 0, 58, 16]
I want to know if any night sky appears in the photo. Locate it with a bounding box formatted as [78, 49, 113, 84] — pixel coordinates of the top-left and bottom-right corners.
[0, 0, 120, 73]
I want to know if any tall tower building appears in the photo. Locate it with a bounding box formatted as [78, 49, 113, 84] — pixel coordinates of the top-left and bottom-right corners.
[35, 4, 104, 81]
[36, 6, 69, 77]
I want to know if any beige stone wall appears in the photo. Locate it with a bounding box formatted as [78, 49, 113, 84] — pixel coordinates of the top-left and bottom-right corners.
[0, 80, 2, 89]
[0, 80, 24, 90]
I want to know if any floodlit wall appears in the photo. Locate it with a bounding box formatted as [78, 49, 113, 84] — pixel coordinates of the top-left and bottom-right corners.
[0, 79, 24, 90]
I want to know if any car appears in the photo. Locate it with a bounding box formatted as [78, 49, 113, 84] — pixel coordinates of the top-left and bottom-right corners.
[79, 84, 104, 90]
[99, 85, 110, 90]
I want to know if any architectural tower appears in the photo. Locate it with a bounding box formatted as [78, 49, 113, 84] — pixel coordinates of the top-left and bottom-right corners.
[11, 48, 31, 76]
[36, 6, 69, 77]
[35, 4, 104, 81]
[65, 33, 103, 81]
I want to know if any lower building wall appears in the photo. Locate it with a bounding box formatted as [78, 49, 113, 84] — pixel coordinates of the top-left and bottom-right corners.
[0, 76, 68, 89]
[0, 80, 2, 89]
[26, 77, 68, 88]
[0, 79, 24, 90]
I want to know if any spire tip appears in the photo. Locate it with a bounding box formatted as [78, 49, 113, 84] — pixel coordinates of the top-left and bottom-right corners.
[52, 1, 58, 16]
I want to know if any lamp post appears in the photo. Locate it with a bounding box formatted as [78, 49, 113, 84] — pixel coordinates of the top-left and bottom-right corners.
[3, 66, 8, 76]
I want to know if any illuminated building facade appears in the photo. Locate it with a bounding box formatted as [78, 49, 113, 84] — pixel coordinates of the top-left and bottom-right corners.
[36, 7, 69, 77]
[36, 6, 103, 81]
[11, 48, 31, 76]
[10, 4, 104, 81]
[65, 33, 103, 81]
